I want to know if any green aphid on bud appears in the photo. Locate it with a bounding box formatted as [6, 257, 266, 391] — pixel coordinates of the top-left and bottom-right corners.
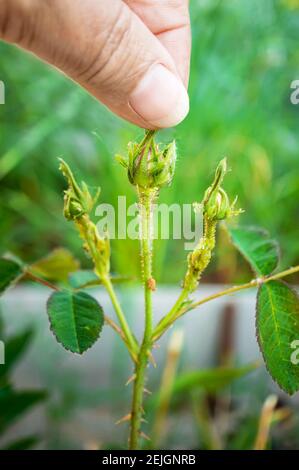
[63, 191, 85, 220]
[203, 158, 243, 221]
[59, 159, 100, 221]
[116, 131, 177, 190]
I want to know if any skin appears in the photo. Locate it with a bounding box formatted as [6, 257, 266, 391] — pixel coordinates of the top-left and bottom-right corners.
[0, 0, 191, 128]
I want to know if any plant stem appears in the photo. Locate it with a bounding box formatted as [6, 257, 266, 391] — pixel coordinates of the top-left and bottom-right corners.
[129, 189, 155, 449]
[25, 271, 60, 291]
[153, 265, 299, 341]
[102, 275, 138, 361]
[189, 265, 299, 310]
[76, 213, 137, 359]
[152, 288, 189, 342]
[104, 315, 129, 344]
[153, 213, 217, 341]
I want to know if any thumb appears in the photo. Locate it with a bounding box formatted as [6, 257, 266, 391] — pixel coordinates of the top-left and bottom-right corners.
[1, 0, 189, 129]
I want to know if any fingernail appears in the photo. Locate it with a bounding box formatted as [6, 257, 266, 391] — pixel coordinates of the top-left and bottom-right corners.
[129, 64, 189, 128]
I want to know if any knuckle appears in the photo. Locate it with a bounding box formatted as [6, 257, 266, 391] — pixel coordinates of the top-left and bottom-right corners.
[76, 5, 134, 92]
[0, 0, 37, 45]
[0, 1, 14, 40]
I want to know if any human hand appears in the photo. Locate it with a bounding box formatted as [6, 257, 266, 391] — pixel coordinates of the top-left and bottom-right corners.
[0, 0, 190, 129]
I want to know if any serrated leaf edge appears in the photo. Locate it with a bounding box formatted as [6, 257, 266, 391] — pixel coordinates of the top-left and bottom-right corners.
[255, 279, 299, 395]
[229, 225, 280, 276]
[46, 290, 104, 355]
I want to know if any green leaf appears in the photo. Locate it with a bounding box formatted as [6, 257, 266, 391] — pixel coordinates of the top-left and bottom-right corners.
[173, 363, 258, 395]
[69, 270, 132, 289]
[2, 436, 39, 450]
[0, 329, 33, 379]
[0, 386, 47, 434]
[0, 258, 22, 295]
[229, 226, 279, 276]
[47, 290, 104, 354]
[30, 248, 80, 282]
[256, 280, 299, 395]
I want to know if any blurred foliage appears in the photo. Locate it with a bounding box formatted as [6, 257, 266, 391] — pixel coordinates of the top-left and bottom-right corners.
[0, 308, 47, 449]
[0, 0, 299, 283]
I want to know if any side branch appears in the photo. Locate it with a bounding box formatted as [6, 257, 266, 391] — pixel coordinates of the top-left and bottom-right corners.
[152, 265, 299, 341]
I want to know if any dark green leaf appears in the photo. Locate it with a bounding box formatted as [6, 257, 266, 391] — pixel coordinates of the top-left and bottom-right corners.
[2, 436, 39, 450]
[47, 290, 104, 354]
[256, 280, 299, 395]
[0, 329, 33, 379]
[229, 226, 279, 276]
[173, 363, 258, 395]
[0, 386, 47, 434]
[0, 258, 22, 295]
[30, 248, 80, 282]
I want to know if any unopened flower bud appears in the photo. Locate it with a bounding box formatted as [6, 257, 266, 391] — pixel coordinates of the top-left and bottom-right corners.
[59, 159, 100, 221]
[116, 131, 177, 190]
[203, 158, 242, 221]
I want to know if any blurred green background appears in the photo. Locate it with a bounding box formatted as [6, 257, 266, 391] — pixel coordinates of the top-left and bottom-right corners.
[1, 0, 299, 451]
[1, 0, 299, 284]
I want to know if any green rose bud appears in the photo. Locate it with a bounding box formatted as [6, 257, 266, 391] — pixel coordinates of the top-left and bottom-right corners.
[203, 158, 242, 221]
[59, 159, 100, 221]
[116, 130, 177, 190]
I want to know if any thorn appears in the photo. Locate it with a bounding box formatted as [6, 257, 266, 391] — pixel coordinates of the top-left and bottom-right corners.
[141, 418, 148, 424]
[152, 343, 160, 349]
[144, 388, 152, 395]
[115, 413, 131, 425]
[140, 432, 151, 442]
[125, 374, 136, 386]
[148, 352, 157, 368]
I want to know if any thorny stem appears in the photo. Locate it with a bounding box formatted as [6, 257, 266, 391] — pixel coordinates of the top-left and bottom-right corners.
[153, 158, 242, 340]
[129, 189, 155, 450]
[152, 265, 299, 341]
[153, 217, 217, 341]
